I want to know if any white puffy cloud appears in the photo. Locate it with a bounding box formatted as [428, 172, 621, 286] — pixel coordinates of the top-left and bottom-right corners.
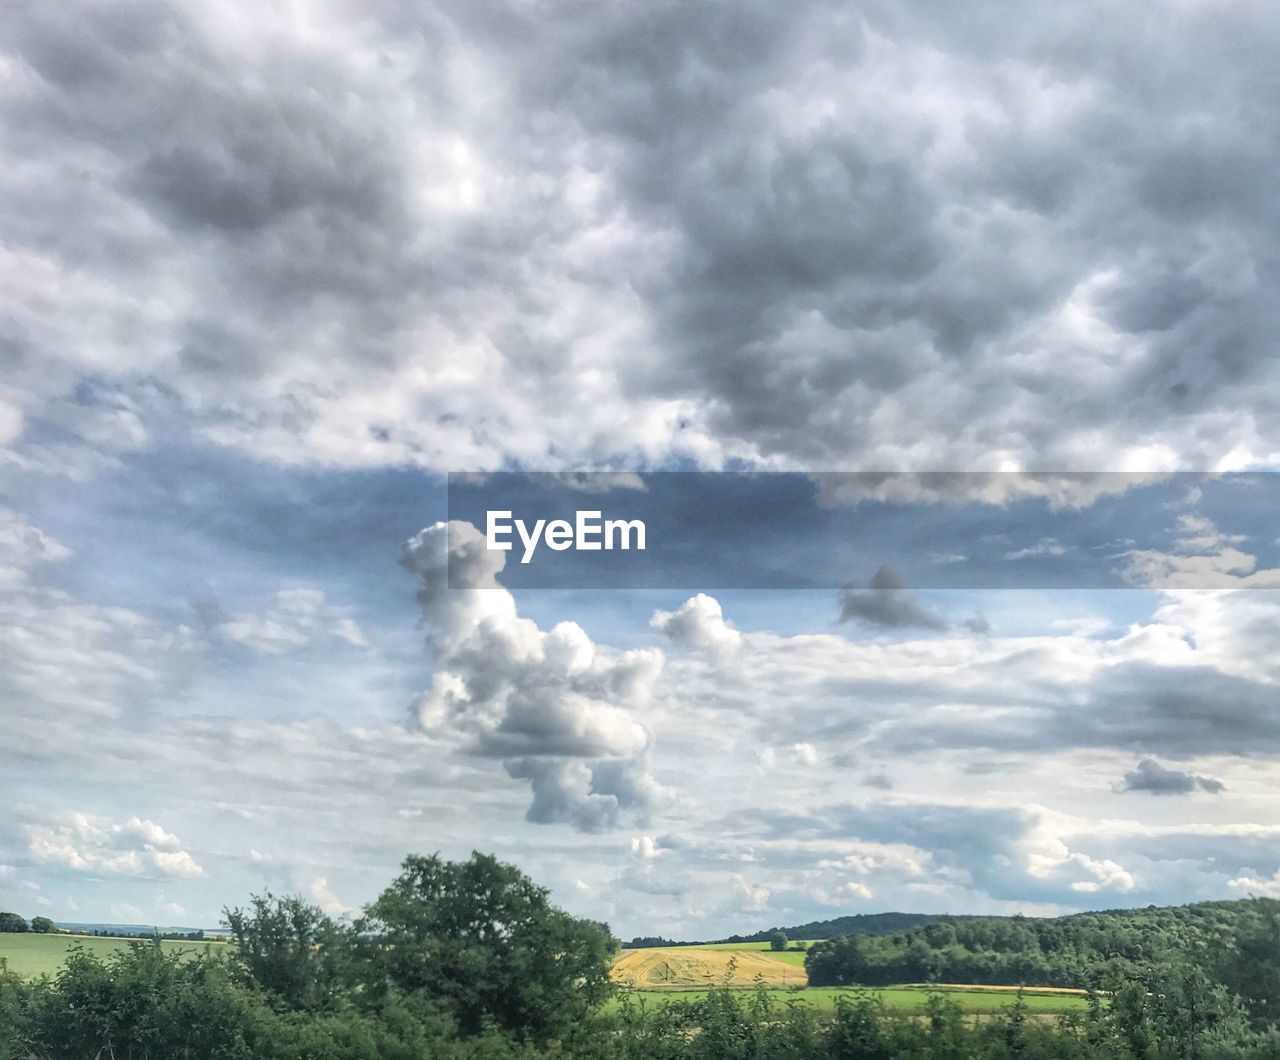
[401, 521, 664, 830]
[307, 876, 350, 916]
[1228, 868, 1280, 898]
[651, 593, 742, 657]
[25, 813, 203, 879]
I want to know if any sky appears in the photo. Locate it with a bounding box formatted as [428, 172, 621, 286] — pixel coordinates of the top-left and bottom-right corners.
[1, 0, 1279, 940]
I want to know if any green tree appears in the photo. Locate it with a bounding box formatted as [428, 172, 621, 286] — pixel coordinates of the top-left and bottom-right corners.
[769, 930, 788, 952]
[1218, 897, 1280, 1028]
[29, 916, 56, 934]
[0, 913, 27, 934]
[356, 851, 613, 1042]
[223, 893, 350, 1011]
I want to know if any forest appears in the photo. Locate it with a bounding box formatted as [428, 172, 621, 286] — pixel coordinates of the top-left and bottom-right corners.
[1, 853, 1279, 1058]
[804, 900, 1274, 989]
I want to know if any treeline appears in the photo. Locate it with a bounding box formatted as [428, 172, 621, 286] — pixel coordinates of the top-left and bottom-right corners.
[0, 916, 55, 935]
[3, 856, 1280, 1057]
[729, 911, 944, 944]
[0, 913, 209, 942]
[628, 912, 941, 949]
[805, 900, 1279, 990]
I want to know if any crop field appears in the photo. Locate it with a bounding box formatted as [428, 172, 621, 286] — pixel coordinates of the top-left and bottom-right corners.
[609, 946, 1093, 1016]
[0, 933, 226, 978]
[681, 942, 814, 967]
[612, 947, 808, 990]
[607, 985, 1092, 1016]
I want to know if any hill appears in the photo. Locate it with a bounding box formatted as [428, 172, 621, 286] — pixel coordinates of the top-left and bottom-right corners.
[721, 911, 948, 943]
[804, 898, 1279, 989]
[626, 912, 944, 948]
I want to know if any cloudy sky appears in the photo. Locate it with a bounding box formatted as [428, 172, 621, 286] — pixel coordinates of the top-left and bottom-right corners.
[1, 0, 1278, 939]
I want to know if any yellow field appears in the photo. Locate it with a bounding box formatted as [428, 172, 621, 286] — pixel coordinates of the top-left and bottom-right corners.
[611, 947, 807, 990]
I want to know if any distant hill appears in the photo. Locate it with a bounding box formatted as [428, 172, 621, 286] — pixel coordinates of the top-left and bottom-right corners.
[629, 898, 1277, 955]
[626, 912, 947, 948]
[802, 898, 1280, 990]
[55, 921, 221, 940]
[719, 911, 948, 943]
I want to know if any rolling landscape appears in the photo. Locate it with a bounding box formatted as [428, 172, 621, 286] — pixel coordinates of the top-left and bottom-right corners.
[3, 870, 1279, 1054]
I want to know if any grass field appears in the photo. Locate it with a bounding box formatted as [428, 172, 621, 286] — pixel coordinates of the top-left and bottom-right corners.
[607, 985, 1092, 1016]
[0, 933, 226, 979]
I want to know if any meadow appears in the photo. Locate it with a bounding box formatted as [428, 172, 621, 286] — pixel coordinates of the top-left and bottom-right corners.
[606, 985, 1092, 1016]
[0, 932, 225, 978]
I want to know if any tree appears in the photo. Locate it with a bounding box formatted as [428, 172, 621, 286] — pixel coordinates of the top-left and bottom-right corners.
[29, 917, 56, 934]
[1218, 897, 1280, 1028]
[356, 851, 614, 1042]
[0, 913, 27, 933]
[769, 930, 789, 952]
[223, 893, 350, 1011]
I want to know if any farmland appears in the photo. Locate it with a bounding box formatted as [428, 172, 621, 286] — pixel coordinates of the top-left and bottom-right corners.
[608, 944, 1091, 1016]
[5, 932, 1090, 1017]
[0, 932, 225, 979]
[612, 946, 808, 990]
[2, 860, 1276, 1056]
[606, 985, 1092, 1016]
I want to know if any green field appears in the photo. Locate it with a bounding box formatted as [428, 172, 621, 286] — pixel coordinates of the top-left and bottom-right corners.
[0, 933, 226, 979]
[608, 985, 1092, 1016]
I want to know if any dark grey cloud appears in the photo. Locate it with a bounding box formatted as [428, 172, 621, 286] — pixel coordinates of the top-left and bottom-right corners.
[838, 565, 948, 629]
[3, 1, 1279, 475]
[865, 660, 1280, 760]
[1119, 759, 1225, 796]
[1066, 664, 1280, 757]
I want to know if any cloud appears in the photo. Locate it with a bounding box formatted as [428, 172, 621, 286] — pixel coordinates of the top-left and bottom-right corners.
[1228, 868, 1280, 899]
[1118, 759, 1225, 796]
[838, 565, 948, 630]
[651, 593, 742, 656]
[206, 588, 368, 655]
[2, 3, 1279, 478]
[307, 876, 350, 917]
[400, 521, 664, 829]
[25, 814, 202, 879]
[0, 513, 196, 718]
[0, 508, 71, 590]
[1004, 538, 1066, 561]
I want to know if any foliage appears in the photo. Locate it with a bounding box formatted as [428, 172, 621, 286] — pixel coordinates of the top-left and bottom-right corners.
[768, 931, 788, 952]
[356, 851, 615, 1043]
[223, 892, 350, 1011]
[1216, 898, 1280, 1028]
[23, 922, 53, 937]
[805, 899, 1276, 990]
[721, 912, 942, 944]
[0, 917, 26, 936]
[3, 861, 1280, 1058]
